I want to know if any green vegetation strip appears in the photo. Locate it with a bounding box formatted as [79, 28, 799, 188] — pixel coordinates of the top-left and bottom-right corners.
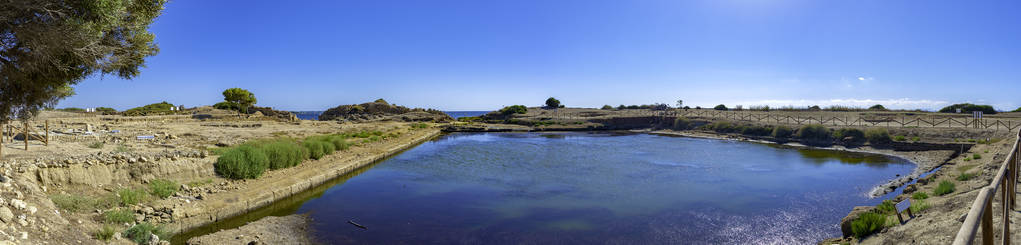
[214, 130, 398, 180]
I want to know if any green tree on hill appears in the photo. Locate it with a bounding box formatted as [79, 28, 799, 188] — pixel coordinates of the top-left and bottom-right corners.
[868, 104, 888, 111]
[222, 88, 257, 115]
[0, 0, 167, 120]
[714, 104, 728, 110]
[545, 97, 561, 109]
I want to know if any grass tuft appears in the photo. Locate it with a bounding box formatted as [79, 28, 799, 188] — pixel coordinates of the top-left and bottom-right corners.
[956, 172, 977, 181]
[94, 225, 117, 241]
[911, 192, 928, 200]
[118, 188, 147, 206]
[214, 145, 269, 179]
[934, 180, 956, 196]
[124, 222, 168, 244]
[149, 179, 180, 199]
[104, 208, 135, 224]
[851, 212, 886, 239]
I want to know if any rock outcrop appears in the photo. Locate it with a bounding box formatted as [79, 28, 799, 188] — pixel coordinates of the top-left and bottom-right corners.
[319, 99, 452, 122]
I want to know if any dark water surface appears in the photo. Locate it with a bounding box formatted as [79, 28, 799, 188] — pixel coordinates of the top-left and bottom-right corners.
[176, 132, 913, 244]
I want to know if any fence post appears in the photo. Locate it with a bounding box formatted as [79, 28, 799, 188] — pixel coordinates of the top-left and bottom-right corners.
[22, 121, 28, 151]
[44, 120, 48, 146]
[983, 192, 994, 245]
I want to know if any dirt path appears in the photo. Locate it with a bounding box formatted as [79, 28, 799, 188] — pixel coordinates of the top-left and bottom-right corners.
[185, 214, 315, 245]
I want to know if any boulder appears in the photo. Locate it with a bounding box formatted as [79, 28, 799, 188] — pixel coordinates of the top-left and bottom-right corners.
[840, 206, 875, 238]
[0, 207, 13, 223]
[902, 184, 918, 194]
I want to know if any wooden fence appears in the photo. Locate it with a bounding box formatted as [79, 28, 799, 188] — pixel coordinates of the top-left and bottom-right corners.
[545, 109, 1020, 131]
[953, 129, 1019, 244]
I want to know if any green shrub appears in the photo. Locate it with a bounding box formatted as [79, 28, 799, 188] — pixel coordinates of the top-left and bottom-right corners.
[51, 194, 117, 212]
[259, 140, 306, 169]
[939, 103, 997, 114]
[740, 125, 773, 136]
[957, 172, 977, 181]
[123, 101, 180, 116]
[851, 212, 886, 239]
[713, 104, 728, 110]
[832, 128, 865, 144]
[499, 105, 528, 115]
[876, 200, 896, 215]
[911, 192, 928, 200]
[94, 225, 116, 241]
[795, 124, 831, 142]
[864, 128, 891, 145]
[118, 188, 147, 206]
[304, 141, 326, 160]
[149, 179, 179, 199]
[672, 117, 693, 130]
[701, 121, 739, 133]
[87, 141, 105, 149]
[893, 135, 906, 141]
[214, 145, 269, 179]
[411, 123, 429, 129]
[124, 222, 168, 244]
[934, 180, 956, 196]
[911, 136, 920, 142]
[771, 126, 793, 139]
[972, 154, 982, 160]
[104, 208, 135, 224]
[868, 104, 888, 111]
[601, 105, 614, 110]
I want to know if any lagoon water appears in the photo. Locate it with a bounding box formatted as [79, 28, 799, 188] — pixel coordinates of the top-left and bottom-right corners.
[174, 132, 913, 244]
[290, 132, 910, 244]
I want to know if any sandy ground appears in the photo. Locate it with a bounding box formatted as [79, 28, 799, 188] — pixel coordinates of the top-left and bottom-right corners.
[186, 214, 315, 245]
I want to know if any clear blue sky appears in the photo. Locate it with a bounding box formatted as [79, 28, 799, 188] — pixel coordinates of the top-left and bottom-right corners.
[58, 0, 1021, 111]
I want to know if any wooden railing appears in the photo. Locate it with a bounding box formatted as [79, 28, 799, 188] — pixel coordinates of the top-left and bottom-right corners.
[953, 129, 1020, 244]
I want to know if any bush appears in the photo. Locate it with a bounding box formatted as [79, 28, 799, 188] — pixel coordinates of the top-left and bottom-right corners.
[499, 105, 528, 115]
[972, 154, 982, 160]
[95, 225, 116, 241]
[672, 117, 693, 130]
[124, 222, 168, 244]
[601, 105, 614, 110]
[713, 104, 728, 110]
[701, 121, 739, 133]
[876, 200, 896, 215]
[911, 136, 920, 142]
[87, 141, 105, 149]
[259, 140, 307, 169]
[911, 192, 929, 200]
[771, 126, 793, 139]
[851, 212, 886, 239]
[934, 180, 956, 196]
[123, 101, 180, 116]
[118, 188, 147, 206]
[51, 194, 117, 212]
[939, 103, 997, 114]
[864, 128, 891, 145]
[832, 128, 865, 144]
[303, 140, 329, 160]
[868, 104, 888, 111]
[213, 101, 240, 111]
[795, 124, 831, 142]
[104, 208, 135, 224]
[957, 172, 977, 181]
[214, 145, 269, 179]
[893, 135, 906, 141]
[740, 125, 773, 136]
[149, 179, 179, 199]
[95, 107, 118, 115]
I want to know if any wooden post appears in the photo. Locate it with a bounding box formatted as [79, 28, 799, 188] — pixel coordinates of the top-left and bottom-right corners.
[22, 121, 28, 150]
[44, 120, 48, 146]
[983, 194, 993, 245]
[0, 123, 3, 161]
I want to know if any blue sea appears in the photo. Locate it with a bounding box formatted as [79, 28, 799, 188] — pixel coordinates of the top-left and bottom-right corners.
[290, 111, 489, 120]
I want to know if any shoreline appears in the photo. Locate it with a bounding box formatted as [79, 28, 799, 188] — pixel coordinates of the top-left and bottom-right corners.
[167, 128, 442, 243]
[645, 129, 955, 198]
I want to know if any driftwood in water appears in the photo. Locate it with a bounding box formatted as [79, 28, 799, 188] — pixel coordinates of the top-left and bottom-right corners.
[348, 220, 367, 229]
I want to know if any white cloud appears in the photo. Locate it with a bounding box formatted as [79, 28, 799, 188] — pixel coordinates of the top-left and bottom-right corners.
[857, 77, 865, 81]
[735, 98, 950, 110]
